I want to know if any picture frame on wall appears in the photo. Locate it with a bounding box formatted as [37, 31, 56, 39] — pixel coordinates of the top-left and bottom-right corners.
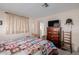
[0, 20, 2, 25]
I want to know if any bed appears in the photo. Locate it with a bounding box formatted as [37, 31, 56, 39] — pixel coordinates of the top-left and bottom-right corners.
[0, 36, 58, 55]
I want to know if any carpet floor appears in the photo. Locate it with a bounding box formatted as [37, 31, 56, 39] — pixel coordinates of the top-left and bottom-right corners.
[58, 49, 79, 55]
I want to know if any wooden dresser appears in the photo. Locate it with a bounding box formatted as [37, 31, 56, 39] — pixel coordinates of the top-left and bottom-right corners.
[47, 27, 61, 48]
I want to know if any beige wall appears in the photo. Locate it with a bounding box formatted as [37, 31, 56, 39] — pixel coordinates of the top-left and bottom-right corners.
[37, 8, 79, 52]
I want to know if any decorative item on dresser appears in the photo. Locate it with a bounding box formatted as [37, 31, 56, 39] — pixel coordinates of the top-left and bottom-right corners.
[47, 20, 61, 48]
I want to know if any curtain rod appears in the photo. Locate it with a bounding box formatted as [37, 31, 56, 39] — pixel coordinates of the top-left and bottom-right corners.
[5, 12, 29, 19]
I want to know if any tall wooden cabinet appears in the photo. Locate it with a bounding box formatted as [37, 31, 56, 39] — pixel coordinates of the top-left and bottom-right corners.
[47, 27, 61, 48]
[47, 20, 61, 48]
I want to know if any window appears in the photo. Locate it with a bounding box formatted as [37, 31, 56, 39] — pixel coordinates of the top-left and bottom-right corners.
[40, 22, 45, 37]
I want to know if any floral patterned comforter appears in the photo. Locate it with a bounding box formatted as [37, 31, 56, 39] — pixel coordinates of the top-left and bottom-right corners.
[0, 36, 58, 55]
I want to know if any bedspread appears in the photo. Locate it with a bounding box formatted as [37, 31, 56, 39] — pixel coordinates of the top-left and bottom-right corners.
[0, 36, 58, 55]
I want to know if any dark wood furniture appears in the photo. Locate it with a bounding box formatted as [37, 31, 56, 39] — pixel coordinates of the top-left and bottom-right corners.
[47, 27, 61, 48]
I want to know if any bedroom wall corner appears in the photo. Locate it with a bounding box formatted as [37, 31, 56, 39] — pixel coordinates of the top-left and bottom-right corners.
[37, 8, 79, 52]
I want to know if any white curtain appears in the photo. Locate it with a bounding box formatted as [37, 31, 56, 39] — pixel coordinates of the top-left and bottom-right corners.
[29, 20, 40, 35]
[6, 13, 29, 34]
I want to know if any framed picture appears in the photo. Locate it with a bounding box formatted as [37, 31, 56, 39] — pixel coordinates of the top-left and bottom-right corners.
[0, 20, 2, 25]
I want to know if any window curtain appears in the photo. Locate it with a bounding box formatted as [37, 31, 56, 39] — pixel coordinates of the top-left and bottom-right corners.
[33, 20, 40, 35]
[6, 13, 29, 34]
[29, 20, 40, 35]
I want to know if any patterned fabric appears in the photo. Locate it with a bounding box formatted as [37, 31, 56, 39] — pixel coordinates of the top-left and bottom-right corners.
[0, 36, 57, 55]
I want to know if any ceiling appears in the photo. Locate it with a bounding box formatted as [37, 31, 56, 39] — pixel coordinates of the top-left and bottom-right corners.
[0, 3, 79, 18]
